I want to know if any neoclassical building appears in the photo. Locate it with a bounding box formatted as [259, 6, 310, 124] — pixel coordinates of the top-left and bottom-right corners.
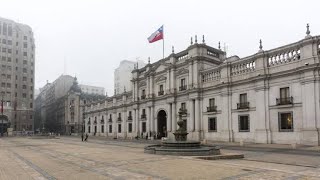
[85, 29, 320, 145]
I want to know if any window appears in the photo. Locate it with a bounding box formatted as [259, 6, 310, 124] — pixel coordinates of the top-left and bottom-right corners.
[8, 49, 12, 53]
[208, 117, 217, 132]
[22, 93, 27, 98]
[23, 68, 27, 73]
[128, 123, 132, 133]
[101, 125, 104, 133]
[109, 125, 112, 133]
[23, 60, 27, 64]
[141, 109, 146, 118]
[181, 102, 186, 110]
[240, 93, 247, 103]
[7, 75, 11, 80]
[239, 115, 250, 132]
[6, 83, 11, 88]
[209, 98, 215, 107]
[277, 87, 292, 105]
[23, 43, 28, 48]
[8, 40, 12, 45]
[179, 78, 187, 91]
[207, 98, 216, 112]
[88, 126, 91, 133]
[279, 112, 293, 132]
[142, 122, 146, 132]
[118, 124, 121, 133]
[23, 85, 27, 89]
[23, 77, 27, 81]
[30, 103, 33, 108]
[237, 93, 249, 109]
[24, 36, 27, 40]
[23, 52, 27, 56]
[2, 39, 6, 44]
[158, 84, 164, 95]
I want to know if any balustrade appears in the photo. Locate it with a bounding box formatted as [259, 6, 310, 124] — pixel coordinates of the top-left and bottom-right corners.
[231, 60, 255, 76]
[202, 69, 221, 82]
[268, 49, 300, 66]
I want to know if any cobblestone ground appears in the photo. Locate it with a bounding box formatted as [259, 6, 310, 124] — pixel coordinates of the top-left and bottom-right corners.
[0, 137, 320, 180]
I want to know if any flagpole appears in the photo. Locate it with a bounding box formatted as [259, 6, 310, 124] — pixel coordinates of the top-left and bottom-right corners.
[162, 25, 164, 59]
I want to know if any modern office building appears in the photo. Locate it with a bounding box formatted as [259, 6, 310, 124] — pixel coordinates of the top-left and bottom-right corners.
[84, 28, 320, 145]
[0, 17, 35, 134]
[79, 84, 105, 95]
[114, 60, 146, 95]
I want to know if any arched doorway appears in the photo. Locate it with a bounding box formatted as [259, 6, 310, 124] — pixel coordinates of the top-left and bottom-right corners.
[157, 110, 167, 139]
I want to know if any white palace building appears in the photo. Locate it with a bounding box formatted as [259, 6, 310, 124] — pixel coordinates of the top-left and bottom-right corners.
[85, 27, 320, 145]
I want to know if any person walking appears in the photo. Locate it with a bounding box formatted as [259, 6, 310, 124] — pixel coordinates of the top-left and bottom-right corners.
[85, 133, 88, 141]
[81, 133, 84, 142]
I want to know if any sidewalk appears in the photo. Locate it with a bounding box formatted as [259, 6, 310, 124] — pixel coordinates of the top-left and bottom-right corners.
[207, 140, 320, 154]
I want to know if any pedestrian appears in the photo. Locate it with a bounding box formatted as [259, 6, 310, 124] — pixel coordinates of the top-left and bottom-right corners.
[81, 133, 84, 142]
[85, 133, 88, 141]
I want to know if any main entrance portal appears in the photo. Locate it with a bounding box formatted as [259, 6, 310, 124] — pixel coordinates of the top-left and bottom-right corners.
[157, 110, 167, 139]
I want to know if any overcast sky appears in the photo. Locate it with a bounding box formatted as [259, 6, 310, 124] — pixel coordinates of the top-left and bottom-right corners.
[1, 0, 319, 95]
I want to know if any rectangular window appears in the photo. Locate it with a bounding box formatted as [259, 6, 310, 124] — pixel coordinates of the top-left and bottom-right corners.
[209, 98, 215, 107]
[181, 102, 186, 110]
[239, 115, 249, 132]
[208, 117, 217, 132]
[88, 126, 91, 133]
[23, 52, 27, 56]
[128, 123, 132, 133]
[22, 93, 27, 98]
[118, 124, 121, 133]
[101, 125, 104, 133]
[181, 78, 185, 86]
[240, 93, 247, 103]
[279, 112, 293, 132]
[280, 87, 289, 98]
[160, 84, 163, 92]
[23, 77, 27, 81]
[109, 125, 112, 133]
[142, 122, 146, 132]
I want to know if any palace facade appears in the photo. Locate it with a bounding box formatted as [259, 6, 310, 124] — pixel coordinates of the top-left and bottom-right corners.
[85, 31, 320, 145]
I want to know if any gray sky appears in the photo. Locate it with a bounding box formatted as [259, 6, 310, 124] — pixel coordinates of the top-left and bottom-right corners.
[1, 0, 319, 95]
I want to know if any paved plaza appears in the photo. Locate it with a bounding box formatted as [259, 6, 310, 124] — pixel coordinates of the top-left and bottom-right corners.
[0, 137, 320, 180]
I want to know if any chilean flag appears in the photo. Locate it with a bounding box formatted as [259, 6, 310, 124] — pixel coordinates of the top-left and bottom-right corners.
[147, 25, 164, 43]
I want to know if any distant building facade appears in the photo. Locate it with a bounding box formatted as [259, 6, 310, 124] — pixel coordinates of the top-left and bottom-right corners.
[34, 75, 105, 134]
[0, 17, 35, 134]
[84, 31, 320, 145]
[114, 60, 146, 95]
[79, 84, 105, 95]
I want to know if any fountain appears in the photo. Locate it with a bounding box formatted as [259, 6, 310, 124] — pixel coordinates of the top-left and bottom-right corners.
[144, 111, 220, 156]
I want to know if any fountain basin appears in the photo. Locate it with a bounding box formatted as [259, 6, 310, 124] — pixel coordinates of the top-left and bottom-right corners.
[144, 141, 220, 156]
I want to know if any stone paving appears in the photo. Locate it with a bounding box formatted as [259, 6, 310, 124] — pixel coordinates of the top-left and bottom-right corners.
[0, 137, 320, 180]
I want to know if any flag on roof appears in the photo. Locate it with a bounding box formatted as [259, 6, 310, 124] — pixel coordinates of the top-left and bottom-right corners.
[147, 25, 164, 43]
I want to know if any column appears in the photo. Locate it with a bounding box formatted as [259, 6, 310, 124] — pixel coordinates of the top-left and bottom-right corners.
[166, 70, 170, 93]
[150, 76, 153, 97]
[136, 109, 140, 135]
[112, 113, 116, 136]
[122, 110, 127, 137]
[195, 98, 200, 131]
[133, 109, 136, 134]
[150, 106, 154, 132]
[193, 61, 198, 88]
[189, 100, 195, 131]
[147, 107, 150, 133]
[167, 103, 172, 132]
[146, 76, 150, 97]
[172, 102, 177, 131]
[188, 61, 193, 88]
